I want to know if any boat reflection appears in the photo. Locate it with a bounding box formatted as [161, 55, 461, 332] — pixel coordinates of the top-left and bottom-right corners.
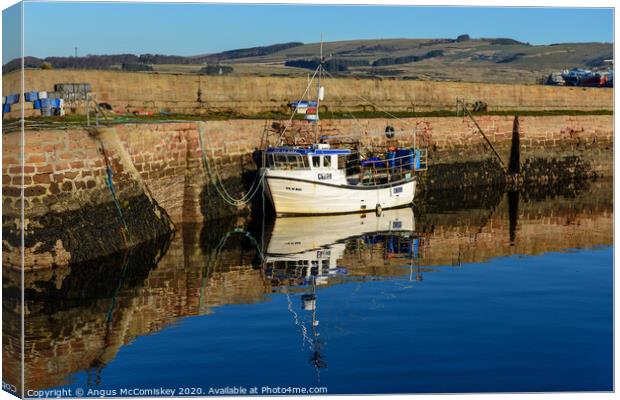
[261, 208, 419, 376]
[264, 207, 417, 285]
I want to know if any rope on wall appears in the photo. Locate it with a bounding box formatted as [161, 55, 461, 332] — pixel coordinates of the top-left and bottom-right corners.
[197, 123, 265, 207]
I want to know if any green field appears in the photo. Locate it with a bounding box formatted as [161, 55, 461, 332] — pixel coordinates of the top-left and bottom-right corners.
[158, 38, 612, 85]
[7, 37, 612, 86]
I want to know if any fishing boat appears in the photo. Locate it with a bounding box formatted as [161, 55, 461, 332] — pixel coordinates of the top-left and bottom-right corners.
[260, 43, 427, 216]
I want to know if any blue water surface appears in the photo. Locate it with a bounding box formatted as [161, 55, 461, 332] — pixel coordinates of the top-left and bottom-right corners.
[59, 246, 612, 395]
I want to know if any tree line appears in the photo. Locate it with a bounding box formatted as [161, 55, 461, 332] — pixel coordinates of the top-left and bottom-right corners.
[285, 49, 446, 72]
[2, 42, 303, 73]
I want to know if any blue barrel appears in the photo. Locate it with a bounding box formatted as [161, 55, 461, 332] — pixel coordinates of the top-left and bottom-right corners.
[53, 98, 61, 108]
[414, 149, 422, 170]
[399, 149, 414, 170]
[33, 100, 41, 109]
[395, 149, 408, 169]
[365, 235, 383, 245]
[24, 91, 38, 102]
[39, 98, 51, 108]
[6, 94, 19, 105]
[387, 151, 396, 168]
[361, 157, 385, 168]
[3, 103, 10, 113]
[395, 149, 402, 167]
[387, 236, 396, 254]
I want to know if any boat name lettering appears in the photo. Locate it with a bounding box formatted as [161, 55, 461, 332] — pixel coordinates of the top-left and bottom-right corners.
[393, 186, 403, 194]
[285, 186, 302, 191]
[318, 173, 332, 180]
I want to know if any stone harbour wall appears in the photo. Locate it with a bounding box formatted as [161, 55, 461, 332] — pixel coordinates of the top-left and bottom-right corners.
[2, 69, 613, 119]
[2, 114, 613, 269]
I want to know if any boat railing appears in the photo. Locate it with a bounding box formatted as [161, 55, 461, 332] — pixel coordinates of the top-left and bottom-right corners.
[372, 150, 427, 165]
[343, 149, 428, 185]
[344, 150, 428, 169]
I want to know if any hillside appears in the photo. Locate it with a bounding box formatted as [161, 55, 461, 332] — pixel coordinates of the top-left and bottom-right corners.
[3, 36, 613, 85]
[244, 37, 612, 84]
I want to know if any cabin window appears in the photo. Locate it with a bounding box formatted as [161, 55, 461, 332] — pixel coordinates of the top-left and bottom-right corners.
[269, 153, 308, 170]
[274, 154, 288, 169]
[312, 156, 321, 168]
[294, 154, 309, 169]
[338, 155, 346, 170]
[286, 154, 299, 168]
[323, 155, 331, 168]
[301, 156, 310, 168]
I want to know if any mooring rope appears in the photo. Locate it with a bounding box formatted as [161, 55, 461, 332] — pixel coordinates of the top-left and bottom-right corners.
[104, 166, 131, 236]
[97, 138, 131, 243]
[197, 124, 265, 207]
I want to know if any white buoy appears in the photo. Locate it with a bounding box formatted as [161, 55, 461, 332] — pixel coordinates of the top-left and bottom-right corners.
[38, 91, 48, 99]
[318, 86, 325, 101]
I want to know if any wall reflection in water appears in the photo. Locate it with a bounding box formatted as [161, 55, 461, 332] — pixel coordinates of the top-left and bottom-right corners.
[2, 179, 612, 392]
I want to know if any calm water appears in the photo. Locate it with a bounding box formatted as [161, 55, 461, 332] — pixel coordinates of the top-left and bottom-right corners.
[3, 180, 613, 396]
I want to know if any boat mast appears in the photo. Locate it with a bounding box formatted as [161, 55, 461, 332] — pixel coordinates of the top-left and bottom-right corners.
[314, 35, 323, 144]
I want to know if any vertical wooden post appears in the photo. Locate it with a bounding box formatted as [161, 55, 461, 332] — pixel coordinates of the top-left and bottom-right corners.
[86, 94, 90, 126]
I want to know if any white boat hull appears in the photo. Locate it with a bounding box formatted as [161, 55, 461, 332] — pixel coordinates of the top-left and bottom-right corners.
[264, 175, 416, 215]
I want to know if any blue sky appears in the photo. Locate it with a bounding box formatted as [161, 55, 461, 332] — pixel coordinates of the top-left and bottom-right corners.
[2, 2, 21, 63]
[2, 2, 614, 63]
